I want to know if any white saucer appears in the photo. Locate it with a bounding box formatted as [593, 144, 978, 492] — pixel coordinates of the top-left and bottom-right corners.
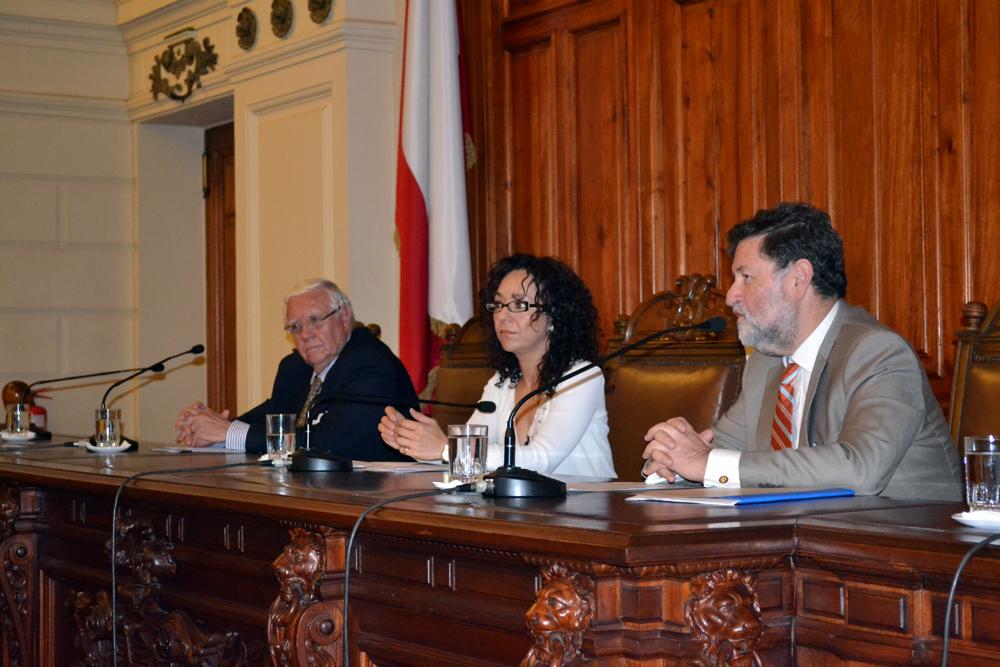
[952, 511, 1000, 529]
[1, 430, 35, 442]
[85, 442, 131, 454]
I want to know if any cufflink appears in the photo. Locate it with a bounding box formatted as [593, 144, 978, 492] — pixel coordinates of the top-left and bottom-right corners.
[719, 475, 729, 484]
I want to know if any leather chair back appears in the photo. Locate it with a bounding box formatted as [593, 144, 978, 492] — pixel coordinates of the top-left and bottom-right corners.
[431, 318, 494, 432]
[605, 275, 745, 480]
[950, 300, 1000, 446]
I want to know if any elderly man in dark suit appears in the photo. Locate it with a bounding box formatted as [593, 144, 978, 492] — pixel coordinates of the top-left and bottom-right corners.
[642, 203, 962, 500]
[176, 279, 415, 461]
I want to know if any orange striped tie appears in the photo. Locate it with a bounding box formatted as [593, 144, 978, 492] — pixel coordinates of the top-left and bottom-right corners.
[770, 362, 800, 451]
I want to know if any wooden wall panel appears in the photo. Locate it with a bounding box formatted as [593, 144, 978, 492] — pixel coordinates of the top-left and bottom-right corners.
[462, 0, 1000, 403]
[493, 0, 636, 340]
[873, 0, 929, 350]
[968, 0, 1000, 307]
[506, 39, 557, 253]
[568, 20, 630, 317]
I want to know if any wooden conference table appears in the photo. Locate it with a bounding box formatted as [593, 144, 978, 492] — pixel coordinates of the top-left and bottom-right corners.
[0, 440, 997, 666]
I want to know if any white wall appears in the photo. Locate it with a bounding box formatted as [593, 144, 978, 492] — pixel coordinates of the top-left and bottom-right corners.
[0, 0, 135, 436]
[0, 0, 405, 439]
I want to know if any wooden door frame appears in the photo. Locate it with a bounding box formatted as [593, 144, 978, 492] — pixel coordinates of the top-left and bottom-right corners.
[204, 122, 236, 413]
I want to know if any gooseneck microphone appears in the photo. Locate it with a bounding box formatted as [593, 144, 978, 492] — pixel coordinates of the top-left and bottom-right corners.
[21, 366, 167, 402]
[324, 391, 496, 414]
[484, 316, 728, 498]
[100, 344, 205, 408]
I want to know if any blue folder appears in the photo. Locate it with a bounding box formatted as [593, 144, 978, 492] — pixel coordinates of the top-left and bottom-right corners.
[627, 487, 855, 506]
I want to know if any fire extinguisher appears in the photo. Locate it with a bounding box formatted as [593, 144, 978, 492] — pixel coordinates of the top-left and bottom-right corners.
[29, 402, 47, 430]
[28, 386, 50, 430]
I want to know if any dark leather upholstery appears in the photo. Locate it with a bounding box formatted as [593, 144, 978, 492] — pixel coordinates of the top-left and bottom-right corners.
[949, 300, 1000, 447]
[605, 275, 745, 480]
[430, 318, 494, 432]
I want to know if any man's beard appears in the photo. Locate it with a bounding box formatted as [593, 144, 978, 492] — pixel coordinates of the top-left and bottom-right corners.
[734, 288, 797, 355]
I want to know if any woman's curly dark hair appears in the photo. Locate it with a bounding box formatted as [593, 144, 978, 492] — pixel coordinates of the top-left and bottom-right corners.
[479, 254, 599, 392]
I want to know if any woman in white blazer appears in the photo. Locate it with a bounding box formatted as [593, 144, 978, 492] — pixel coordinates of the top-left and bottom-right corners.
[379, 254, 616, 479]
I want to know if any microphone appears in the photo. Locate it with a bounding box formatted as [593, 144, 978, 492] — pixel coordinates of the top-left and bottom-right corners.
[17, 365, 173, 404]
[483, 316, 728, 498]
[100, 344, 205, 408]
[319, 392, 496, 414]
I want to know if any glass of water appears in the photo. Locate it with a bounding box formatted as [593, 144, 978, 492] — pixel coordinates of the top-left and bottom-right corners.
[5, 403, 30, 435]
[963, 435, 1000, 512]
[94, 408, 122, 448]
[447, 424, 488, 484]
[266, 413, 296, 462]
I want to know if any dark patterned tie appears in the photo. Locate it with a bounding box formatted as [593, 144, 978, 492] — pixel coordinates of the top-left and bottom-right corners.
[770, 362, 800, 451]
[296, 375, 323, 428]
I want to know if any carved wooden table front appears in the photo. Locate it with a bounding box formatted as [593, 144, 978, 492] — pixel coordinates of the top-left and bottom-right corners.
[0, 445, 996, 666]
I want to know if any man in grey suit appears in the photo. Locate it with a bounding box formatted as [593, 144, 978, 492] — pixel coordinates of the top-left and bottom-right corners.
[642, 202, 962, 500]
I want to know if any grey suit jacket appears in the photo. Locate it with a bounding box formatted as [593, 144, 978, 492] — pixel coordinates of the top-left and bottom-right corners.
[712, 302, 962, 500]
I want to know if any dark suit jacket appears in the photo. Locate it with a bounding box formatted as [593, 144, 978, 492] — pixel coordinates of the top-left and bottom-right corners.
[712, 302, 963, 500]
[237, 327, 417, 460]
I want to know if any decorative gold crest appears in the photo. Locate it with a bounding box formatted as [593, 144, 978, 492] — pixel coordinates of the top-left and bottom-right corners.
[148, 31, 218, 103]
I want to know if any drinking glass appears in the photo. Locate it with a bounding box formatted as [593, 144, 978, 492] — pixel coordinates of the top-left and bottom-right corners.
[448, 424, 488, 484]
[963, 435, 1000, 512]
[266, 413, 296, 461]
[5, 404, 30, 434]
[94, 408, 122, 448]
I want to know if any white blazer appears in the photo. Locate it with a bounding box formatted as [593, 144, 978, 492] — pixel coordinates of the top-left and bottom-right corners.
[467, 361, 617, 479]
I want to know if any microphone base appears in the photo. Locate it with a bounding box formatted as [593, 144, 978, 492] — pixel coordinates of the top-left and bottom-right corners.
[287, 449, 353, 472]
[482, 466, 567, 498]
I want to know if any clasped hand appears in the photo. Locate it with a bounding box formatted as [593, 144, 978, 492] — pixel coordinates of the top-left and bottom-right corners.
[378, 406, 446, 461]
[641, 417, 714, 483]
[174, 401, 231, 447]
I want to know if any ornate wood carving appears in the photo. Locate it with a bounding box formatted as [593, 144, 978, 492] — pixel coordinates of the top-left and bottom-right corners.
[308, 0, 333, 24]
[614, 274, 736, 345]
[520, 563, 595, 667]
[0, 482, 34, 667]
[67, 590, 114, 666]
[268, 527, 343, 666]
[67, 517, 259, 666]
[271, 0, 293, 39]
[236, 8, 258, 51]
[0, 483, 18, 540]
[1, 536, 35, 667]
[148, 32, 218, 103]
[684, 569, 764, 667]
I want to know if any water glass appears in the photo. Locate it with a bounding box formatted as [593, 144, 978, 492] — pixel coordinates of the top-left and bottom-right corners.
[266, 413, 296, 461]
[94, 408, 122, 448]
[448, 424, 488, 484]
[963, 435, 1000, 512]
[5, 404, 30, 434]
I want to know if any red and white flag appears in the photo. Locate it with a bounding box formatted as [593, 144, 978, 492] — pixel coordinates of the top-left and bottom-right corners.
[395, 0, 474, 393]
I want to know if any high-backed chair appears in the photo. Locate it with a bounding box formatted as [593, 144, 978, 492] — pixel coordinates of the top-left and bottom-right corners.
[430, 318, 494, 432]
[605, 274, 746, 480]
[949, 300, 1000, 446]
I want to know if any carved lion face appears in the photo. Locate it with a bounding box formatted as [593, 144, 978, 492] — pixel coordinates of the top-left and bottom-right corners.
[686, 571, 763, 665]
[525, 579, 592, 637]
[273, 528, 323, 592]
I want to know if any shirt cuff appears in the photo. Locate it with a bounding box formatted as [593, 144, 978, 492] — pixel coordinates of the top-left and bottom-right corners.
[704, 448, 741, 488]
[225, 420, 249, 451]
